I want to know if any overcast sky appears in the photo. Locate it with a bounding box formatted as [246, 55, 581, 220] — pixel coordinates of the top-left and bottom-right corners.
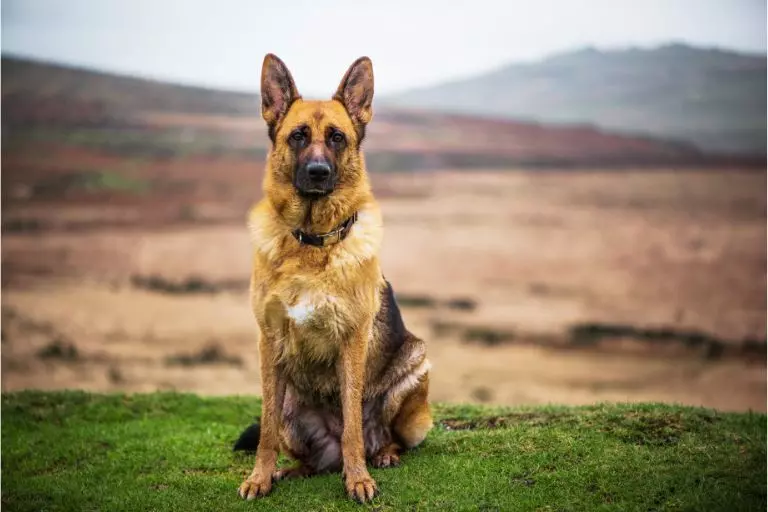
[2, 0, 766, 97]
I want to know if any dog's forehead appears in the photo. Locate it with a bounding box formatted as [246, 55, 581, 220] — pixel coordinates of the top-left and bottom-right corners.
[281, 99, 355, 135]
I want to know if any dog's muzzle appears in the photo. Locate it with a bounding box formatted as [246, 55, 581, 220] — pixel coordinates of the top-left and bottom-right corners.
[294, 159, 337, 197]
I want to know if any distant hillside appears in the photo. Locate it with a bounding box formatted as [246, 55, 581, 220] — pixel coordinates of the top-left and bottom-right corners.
[2, 55, 257, 116]
[385, 44, 767, 155]
[1, 55, 752, 169]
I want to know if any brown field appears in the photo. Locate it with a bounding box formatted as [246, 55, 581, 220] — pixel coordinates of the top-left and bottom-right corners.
[2, 57, 765, 412]
[3, 162, 765, 412]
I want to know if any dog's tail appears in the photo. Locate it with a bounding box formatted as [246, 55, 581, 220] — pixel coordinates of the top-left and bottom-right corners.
[232, 423, 261, 452]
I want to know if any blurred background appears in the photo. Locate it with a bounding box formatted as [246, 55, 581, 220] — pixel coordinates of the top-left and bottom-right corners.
[1, 0, 765, 412]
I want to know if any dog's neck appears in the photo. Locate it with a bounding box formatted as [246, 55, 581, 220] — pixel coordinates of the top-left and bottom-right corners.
[292, 211, 358, 247]
[269, 188, 373, 236]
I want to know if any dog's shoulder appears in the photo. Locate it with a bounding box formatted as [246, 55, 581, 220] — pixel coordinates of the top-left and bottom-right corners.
[247, 200, 282, 260]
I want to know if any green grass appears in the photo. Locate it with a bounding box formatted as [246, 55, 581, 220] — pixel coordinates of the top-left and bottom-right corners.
[2, 391, 765, 511]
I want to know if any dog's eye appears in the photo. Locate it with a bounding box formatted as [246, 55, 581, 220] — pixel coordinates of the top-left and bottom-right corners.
[331, 132, 345, 144]
[290, 131, 305, 142]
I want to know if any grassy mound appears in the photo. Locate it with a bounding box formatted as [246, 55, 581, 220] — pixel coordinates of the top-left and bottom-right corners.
[2, 391, 765, 511]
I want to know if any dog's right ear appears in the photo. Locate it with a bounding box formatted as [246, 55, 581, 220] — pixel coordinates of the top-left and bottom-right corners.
[260, 54, 300, 139]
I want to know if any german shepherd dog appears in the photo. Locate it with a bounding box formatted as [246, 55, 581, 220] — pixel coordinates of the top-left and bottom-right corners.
[234, 54, 433, 503]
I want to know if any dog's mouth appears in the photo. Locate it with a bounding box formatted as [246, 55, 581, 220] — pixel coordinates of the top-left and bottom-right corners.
[293, 174, 337, 199]
[295, 187, 333, 200]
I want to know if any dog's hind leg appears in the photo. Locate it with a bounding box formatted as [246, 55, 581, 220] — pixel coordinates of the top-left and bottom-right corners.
[373, 373, 433, 469]
[392, 373, 433, 450]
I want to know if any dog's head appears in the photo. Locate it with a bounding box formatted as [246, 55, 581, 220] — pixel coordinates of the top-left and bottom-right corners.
[260, 54, 374, 199]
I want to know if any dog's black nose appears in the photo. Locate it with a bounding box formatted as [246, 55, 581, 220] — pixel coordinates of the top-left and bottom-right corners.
[306, 162, 331, 182]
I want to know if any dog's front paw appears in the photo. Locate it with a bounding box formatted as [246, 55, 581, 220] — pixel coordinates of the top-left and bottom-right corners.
[344, 471, 378, 503]
[238, 472, 273, 500]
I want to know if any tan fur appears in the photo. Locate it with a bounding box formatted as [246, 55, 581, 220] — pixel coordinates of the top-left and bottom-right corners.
[238, 54, 432, 504]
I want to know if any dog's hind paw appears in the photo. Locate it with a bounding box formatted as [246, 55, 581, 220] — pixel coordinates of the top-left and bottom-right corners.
[372, 451, 401, 468]
[273, 464, 315, 481]
[371, 443, 402, 468]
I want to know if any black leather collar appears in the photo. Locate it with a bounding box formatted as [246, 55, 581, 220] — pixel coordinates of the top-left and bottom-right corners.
[291, 212, 358, 248]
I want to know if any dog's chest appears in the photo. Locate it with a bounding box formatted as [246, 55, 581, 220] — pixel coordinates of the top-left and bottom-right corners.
[273, 288, 357, 394]
[284, 292, 337, 329]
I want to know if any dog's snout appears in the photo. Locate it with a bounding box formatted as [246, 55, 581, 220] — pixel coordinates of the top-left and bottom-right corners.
[293, 157, 337, 197]
[306, 162, 331, 182]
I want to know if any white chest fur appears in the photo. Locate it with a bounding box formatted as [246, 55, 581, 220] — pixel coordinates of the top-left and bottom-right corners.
[278, 290, 349, 363]
[286, 292, 339, 326]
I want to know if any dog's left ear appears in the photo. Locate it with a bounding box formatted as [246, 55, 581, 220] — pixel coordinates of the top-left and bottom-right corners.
[333, 57, 374, 128]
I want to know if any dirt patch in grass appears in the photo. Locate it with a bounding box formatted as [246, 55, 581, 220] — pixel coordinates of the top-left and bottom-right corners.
[439, 411, 571, 430]
[510, 474, 536, 487]
[599, 410, 721, 446]
[438, 408, 723, 445]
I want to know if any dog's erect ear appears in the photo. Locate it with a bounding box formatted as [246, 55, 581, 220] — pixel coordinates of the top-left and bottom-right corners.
[261, 54, 300, 134]
[333, 57, 374, 128]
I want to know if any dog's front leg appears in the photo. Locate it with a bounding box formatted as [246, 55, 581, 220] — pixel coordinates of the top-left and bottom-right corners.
[238, 328, 286, 500]
[338, 319, 377, 503]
